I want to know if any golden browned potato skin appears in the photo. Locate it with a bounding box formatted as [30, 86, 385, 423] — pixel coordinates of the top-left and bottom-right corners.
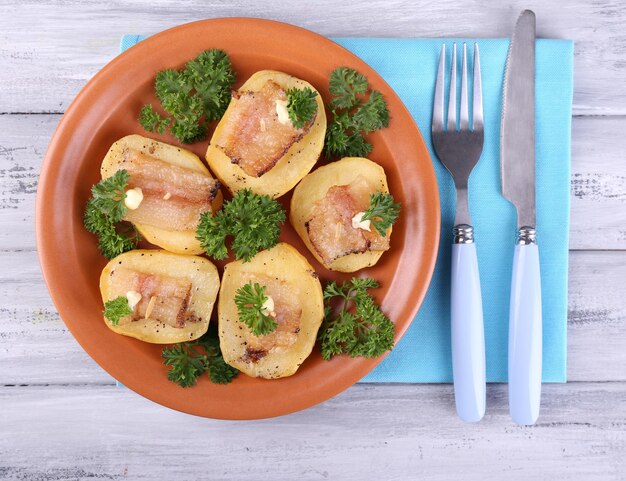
[101, 135, 222, 255]
[205, 70, 327, 199]
[99, 249, 219, 344]
[290, 157, 393, 272]
[218, 243, 324, 379]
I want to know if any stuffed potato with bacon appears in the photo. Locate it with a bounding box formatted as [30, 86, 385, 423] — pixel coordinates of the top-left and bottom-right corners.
[101, 135, 222, 255]
[206, 70, 326, 198]
[218, 243, 324, 379]
[290, 157, 394, 272]
[99, 250, 220, 344]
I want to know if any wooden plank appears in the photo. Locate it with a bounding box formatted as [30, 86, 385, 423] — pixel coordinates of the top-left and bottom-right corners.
[0, 383, 624, 480]
[0, 115, 50, 249]
[570, 116, 626, 249]
[2, 113, 625, 251]
[0, 0, 624, 114]
[568, 251, 626, 381]
[0, 250, 113, 385]
[0, 249, 623, 384]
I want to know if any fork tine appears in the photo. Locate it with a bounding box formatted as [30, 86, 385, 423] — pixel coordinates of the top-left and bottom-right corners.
[447, 43, 457, 131]
[460, 43, 469, 130]
[472, 43, 484, 131]
[432, 44, 446, 131]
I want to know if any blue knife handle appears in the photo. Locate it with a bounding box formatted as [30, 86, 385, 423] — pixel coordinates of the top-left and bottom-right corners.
[508, 242, 542, 425]
[451, 242, 486, 422]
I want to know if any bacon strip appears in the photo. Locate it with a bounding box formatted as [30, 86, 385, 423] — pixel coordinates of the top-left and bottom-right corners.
[123, 196, 209, 232]
[306, 177, 391, 265]
[214, 81, 315, 177]
[240, 273, 302, 362]
[109, 267, 198, 328]
[119, 149, 219, 231]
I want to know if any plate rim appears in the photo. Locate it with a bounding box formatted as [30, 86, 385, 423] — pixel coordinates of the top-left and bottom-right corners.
[36, 17, 441, 419]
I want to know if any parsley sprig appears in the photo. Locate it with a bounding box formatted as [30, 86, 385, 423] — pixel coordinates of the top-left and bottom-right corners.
[139, 105, 168, 134]
[139, 49, 236, 144]
[324, 67, 390, 158]
[362, 192, 401, 236]
[196, 189, 285, 262]
[286, 87, 318, 129]
[319, 278, 395, 360]
[234, 282, 278, 336]
[162, 331, 239, 387]
[103, 296, 133, 326]
[83, 170, 141, 259]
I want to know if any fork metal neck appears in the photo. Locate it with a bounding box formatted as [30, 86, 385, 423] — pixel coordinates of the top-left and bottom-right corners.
[454, 185, 472, 230]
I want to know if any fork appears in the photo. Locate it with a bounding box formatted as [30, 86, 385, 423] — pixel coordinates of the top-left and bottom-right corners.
[432, 42, 486, 422]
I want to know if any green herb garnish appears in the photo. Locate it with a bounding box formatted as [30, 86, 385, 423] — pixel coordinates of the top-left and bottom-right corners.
[361, 192, 401, 236]
[196, 189, 285, 262]
[162, 331, 239, 387]
[89, 170, 129, 222]
[285, 87, 318, 129]
[319, 278, 395, 360]
[234, 282, 278, 336]
[103, 296, 133, 326]
[83, 170, 141, 259]
[324, 67, 390, 158]
[140, 49, 236, 144]
[138, 105, 168, 135]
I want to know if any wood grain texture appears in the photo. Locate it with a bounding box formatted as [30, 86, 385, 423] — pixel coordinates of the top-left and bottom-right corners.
[0, 384, 624, 481]
[0, 249, 623, 384]
[0, 0, 625, 114]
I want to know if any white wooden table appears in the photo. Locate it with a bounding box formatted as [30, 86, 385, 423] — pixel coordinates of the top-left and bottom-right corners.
[1, 1, 625, 479]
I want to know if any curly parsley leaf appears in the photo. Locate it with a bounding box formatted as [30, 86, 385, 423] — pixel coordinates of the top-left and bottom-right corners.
[162, 343, 207, 388]
[196, 189, 285, 262]
[84, 201, 141, 259]
[185, 49, 236, 122]
[329, 67, 368, 110]
[103, 296, 133, 326]
[140, 49, 235, 144]
[324, 67, 390, 158]
[155, 69, 192, 103]
[319, 278, 394, 360]
[352, 90, 390, 133]
[162, 331, 238, 387]
[89, 170, 129, 222]
[139, 105, 169, 135]
[234, 282, 278, 336]
[83, 171, 141, 259]
[197, 335, 240, 384]
[286, 87, 318, 129]
[361, 192, 401, 236]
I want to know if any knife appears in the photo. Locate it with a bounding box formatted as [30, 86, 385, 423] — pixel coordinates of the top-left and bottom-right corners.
[500, 9, 542, 425]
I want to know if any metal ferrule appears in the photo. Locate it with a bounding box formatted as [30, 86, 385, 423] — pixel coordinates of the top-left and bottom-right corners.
[517, 226, 537, 245]
[453, 224, 474, 244]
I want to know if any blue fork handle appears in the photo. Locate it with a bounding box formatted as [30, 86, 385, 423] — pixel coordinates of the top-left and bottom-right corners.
[508, 243, 542, 425]
[451, 242, 486, 422]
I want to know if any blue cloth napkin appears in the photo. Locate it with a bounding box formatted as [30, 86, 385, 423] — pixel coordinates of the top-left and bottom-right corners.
[121, 35, 573, 383]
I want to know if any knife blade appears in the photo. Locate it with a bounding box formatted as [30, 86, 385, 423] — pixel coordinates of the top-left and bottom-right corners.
[501, 10, 535, 229]
[500, 9, 543, 426]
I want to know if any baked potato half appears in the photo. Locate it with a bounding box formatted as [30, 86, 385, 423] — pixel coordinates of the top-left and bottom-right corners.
[99, 249, 219, 344]
[205, 70, 326, 198]
[290, 157, 393, 272]
[218, 243, 324, 379]
[101, 134, 222, 255]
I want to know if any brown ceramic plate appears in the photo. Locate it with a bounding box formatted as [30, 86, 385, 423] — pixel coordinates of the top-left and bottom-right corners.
[36, 18, 440, 419]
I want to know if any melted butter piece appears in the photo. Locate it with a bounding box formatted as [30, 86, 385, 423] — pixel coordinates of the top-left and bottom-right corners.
[275, 99, 291, 125]
[124, 187, 144, 210]
[125, 290, 142, 310]
[351, 211, 372, 232]
[260, 295, 275, 316]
